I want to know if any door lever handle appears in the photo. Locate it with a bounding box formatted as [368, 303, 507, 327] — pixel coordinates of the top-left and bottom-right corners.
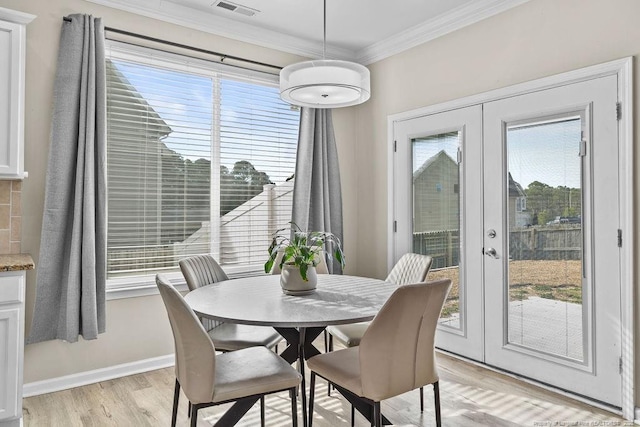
[484, 247, 498, 259]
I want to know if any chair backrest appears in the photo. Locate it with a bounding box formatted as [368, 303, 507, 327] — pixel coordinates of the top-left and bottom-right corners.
[179, 254, 229, 291]
[270, 248, 329, 275]
[385, 253, 433, 286]
[156, 274, 216, 404]
[358, 279, 451, 402]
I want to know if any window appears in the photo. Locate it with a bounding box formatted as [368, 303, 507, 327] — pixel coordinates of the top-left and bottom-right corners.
[105, 42, 300, 288]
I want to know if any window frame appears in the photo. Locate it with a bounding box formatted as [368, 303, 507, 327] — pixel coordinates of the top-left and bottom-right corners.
[105, 41, 293, 299]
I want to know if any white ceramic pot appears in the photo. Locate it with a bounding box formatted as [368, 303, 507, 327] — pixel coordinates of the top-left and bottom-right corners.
[280, 264, 317, 295]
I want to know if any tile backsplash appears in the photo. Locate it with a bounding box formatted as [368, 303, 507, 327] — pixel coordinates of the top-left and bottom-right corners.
[0, 181, 21, 254]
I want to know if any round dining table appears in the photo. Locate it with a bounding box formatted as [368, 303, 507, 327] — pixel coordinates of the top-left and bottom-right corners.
[184, 274, 396, 427]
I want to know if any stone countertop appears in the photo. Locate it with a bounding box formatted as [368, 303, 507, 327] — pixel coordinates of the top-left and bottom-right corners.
[0, 253, 34, 272]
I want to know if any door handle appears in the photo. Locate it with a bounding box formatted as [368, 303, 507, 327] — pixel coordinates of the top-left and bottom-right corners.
[484, 247, 498, 259]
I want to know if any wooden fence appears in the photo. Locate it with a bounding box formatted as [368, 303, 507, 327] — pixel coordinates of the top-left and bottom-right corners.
[413, 225, 582, 268]
[509, 226, 581, 260]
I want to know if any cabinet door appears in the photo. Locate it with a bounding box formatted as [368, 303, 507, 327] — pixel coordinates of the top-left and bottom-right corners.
[0, 19, 25, 179]
[0, 308, 19, 421]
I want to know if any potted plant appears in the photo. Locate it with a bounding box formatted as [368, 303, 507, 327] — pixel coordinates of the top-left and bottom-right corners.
[265, 222, 345, 295]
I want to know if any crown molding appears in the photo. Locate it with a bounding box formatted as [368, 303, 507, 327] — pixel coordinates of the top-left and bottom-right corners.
[86, 0, 529, 65]
[0, 6, 36, 25]
[357, 0, 530, 65]
[85, 0, 355, 61]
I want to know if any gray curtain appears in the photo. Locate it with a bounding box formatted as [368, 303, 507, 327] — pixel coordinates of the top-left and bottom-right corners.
[292, 108, 343, 273]
[28, 14, 107, 344]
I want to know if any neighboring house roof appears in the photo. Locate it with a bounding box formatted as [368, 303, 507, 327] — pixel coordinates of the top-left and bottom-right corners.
[412, 151, 526, 199]
[508, 172, 526, 198]
[106, 59, 172, 139]
[412, 150, 457, 181]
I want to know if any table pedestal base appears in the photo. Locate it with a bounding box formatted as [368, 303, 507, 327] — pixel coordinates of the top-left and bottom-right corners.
[275, 326, 324, 427]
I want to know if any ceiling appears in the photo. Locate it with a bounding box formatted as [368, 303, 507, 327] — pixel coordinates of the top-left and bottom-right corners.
[87, 0, 529, 64]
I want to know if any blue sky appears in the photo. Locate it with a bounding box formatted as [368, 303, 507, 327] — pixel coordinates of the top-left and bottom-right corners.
[111, 59, 299, 184]
[412, 118, 581, 189]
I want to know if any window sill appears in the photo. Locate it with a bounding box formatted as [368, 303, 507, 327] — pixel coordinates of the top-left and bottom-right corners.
[106, 274, 189, 300]
[105, 265, 268, 300]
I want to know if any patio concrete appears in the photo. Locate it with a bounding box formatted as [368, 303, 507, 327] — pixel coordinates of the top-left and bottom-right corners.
[439, 297, 584, 361]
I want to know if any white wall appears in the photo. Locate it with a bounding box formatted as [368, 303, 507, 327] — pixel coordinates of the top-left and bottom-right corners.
[0, 0, 357, 383]
[353, 0, 639, 405]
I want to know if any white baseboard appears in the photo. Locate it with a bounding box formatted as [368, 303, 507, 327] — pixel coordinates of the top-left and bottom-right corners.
[22, 354, 175, 397]
[634, 406, 640, 424]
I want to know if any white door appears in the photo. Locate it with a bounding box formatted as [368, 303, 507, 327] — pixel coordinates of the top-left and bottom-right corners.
[393, 105, 484, 360]
[393, 75, 622, 406]
[483, 75, 621, 406]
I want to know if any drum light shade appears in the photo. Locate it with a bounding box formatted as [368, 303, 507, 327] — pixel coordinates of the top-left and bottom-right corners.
[280, 59, 370, 108]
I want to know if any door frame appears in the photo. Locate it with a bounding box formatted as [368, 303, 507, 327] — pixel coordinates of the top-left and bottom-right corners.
[387, 57, 633, 419]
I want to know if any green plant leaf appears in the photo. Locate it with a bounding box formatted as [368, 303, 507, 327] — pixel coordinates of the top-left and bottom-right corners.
[300, 262, 309, 281]
[266, 222, 346, 273]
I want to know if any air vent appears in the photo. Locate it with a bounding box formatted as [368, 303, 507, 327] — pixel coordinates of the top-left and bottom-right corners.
[213, 1, 259, 17]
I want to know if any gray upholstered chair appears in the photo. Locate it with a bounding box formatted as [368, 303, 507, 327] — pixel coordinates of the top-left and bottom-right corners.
[325, 252, 433, 417]
[308, 279, 451, 427]
[179, 254, 282, 352]
[156, 274, 301, 427]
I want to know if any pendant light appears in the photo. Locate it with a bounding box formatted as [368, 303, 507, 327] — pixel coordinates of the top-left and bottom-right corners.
[279, 0, 371, 108]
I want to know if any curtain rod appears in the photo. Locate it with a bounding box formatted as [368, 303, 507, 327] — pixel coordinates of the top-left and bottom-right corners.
[62, 16, 283, 71]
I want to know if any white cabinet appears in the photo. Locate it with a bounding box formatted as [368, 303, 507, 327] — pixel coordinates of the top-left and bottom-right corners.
[0, 271, 25, 427]
[0, 8, 34, 179]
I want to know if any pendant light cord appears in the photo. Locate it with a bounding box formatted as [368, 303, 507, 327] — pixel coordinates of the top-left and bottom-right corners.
[323, 0, 327, 59]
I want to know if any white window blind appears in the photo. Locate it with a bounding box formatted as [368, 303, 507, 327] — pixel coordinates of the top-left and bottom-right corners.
[106, 44, 300, 283]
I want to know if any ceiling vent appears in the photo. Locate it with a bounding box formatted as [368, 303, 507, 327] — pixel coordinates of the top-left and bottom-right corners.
[213, 1, 259, 17]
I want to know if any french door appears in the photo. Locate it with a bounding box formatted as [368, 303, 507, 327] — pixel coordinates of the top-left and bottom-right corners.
[393, 105, 483, 361]
[392, 75, 622, 406]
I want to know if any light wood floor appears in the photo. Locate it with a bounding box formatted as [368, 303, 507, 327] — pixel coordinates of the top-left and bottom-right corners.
[23, 352, 626, 427]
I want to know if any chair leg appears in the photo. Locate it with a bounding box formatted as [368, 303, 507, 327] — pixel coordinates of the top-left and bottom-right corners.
[171, 379, 180, 427]
[434, 381, 442, 427]
[290, 387, 298, 427]
[309, 372, 316, 427]
[351, 404, 355, 427]
[373, 401, 382, 427]
[324, 330, 328, 353]
[260, 395, 266, 427]
[190, 404, 199, 427]
[187, 402, 192, 418]
[327, 335, 333, 396]
[420, 386, 424, 412]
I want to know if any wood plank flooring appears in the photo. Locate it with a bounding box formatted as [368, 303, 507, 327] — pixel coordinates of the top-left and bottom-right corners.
[23, 352, 627, 426]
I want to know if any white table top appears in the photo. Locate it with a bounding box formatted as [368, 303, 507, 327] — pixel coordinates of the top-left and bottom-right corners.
[184, 274, 396, 328]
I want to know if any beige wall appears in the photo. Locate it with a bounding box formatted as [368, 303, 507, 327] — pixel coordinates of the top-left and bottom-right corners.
[0, 0, 357, 383]
[3, 0, 637, 408]
[354, 0, 638, 407]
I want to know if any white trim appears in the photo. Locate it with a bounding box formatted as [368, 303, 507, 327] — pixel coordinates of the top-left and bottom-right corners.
[106, 281, 188, 300]
[86, 0, 354, 61]
[22, 354, 175, 397]
[387, 57, 633, 420]
[86, 0, 527, 65]
[358, 0, 530, 65]
[106, 267, 268, 300]
[634, 407, 640, 424]
[386, 118, 396, 273]
[106, 39, 281, 82]
[618, 58, 634, 422]
[0, 7, 35, 25]
[388, 57, 632, 123]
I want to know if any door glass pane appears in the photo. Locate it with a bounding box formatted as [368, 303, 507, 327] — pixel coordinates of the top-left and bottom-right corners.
[412, 132, 462, 329]
[506, 116, 585, 362]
